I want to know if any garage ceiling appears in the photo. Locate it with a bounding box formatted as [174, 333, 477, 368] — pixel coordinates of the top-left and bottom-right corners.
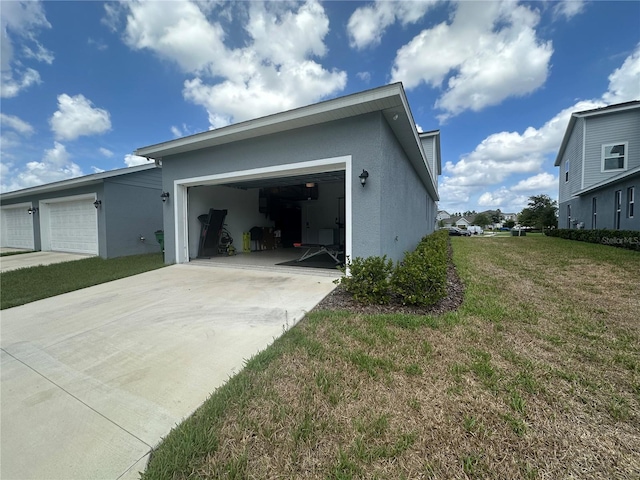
[221, 170, 345, 190]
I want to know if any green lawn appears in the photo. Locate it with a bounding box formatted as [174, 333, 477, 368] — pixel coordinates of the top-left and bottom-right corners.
[0, 253, 165, 310]
[141, 236, 639, 479]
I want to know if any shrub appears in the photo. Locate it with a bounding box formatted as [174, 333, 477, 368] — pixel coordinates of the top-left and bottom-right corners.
[336, 255, 394, 304]
[546, 229, 640, 251]
[391, 231, 448, 306]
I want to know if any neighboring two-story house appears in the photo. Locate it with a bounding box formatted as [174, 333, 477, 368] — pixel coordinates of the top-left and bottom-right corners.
[555, 101, 640, 230]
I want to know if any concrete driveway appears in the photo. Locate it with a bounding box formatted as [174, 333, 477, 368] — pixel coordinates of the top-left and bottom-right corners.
[0, 263, 338, 480]
[0, 251, 92, 272]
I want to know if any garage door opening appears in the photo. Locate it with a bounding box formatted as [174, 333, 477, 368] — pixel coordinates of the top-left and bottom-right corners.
[174, 156, 352, 269]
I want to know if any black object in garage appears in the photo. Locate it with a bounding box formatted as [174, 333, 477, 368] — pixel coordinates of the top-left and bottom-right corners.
[197, 208, 227, 257]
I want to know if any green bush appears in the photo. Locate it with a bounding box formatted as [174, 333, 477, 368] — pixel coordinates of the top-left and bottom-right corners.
[336, 255, 394, 304]
[546, 229, 640, 251]
[391, 230, 448, 306]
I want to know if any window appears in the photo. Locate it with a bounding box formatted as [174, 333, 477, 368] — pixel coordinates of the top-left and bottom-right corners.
[565, 160, 570, 182]
[602, 143, 627, 171]
[592, 197, 597, 229]
[567, 204, 571, 228]
[628, 186, 635, 218]
[614, 190, 622, 229]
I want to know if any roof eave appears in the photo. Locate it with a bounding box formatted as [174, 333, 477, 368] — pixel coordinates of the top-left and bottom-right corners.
[0, 164, 157, 200]
[135, 83, 407, 159]
[574, 165, 640, 196]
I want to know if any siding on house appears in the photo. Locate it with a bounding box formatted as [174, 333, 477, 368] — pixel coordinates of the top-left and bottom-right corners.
[101, 167, 163, 258]
[380, 117, 432, 260]
[583, 110, 640, 188]
[559, 117, 584, 203]
[418, 133, 440, 195]
[558, 174, 639, 230]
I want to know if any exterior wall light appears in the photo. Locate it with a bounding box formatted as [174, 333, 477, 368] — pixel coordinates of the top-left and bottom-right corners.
[359, 169, 369, 187]
[160, 192, 170, 202]
[93, 200, 102, 209]
[27, 207, 38, 214]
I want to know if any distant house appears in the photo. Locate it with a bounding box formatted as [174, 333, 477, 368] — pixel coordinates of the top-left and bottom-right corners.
[555, 101, 639, 230]
[436, 210, 450, 221]
[446, 216, 472, 228]
[0, 165, 163, 258]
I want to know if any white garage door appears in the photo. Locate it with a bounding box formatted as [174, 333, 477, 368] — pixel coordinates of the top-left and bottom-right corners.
[1, 206, 35, 249]
[48, 199, 98, 255]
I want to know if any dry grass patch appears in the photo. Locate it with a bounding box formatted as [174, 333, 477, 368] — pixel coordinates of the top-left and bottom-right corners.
[142, 236, 639, 480]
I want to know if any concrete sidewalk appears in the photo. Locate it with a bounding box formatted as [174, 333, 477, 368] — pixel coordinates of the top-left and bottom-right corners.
[0, 251, 92, 272]
[1, 263, 338, 479]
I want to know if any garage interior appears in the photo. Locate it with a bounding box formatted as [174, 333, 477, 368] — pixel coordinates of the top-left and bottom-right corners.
[186, 171, 346, 270]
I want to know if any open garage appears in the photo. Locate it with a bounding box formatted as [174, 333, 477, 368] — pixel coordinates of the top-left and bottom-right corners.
[136, 83, 442, 268]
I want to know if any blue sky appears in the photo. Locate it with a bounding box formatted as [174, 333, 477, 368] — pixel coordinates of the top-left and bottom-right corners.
[1, 0, 639, 215]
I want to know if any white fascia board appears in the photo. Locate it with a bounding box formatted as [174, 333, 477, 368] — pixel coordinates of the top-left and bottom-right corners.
[576, 102, 640, 118]
[554, 114, 577, 167]
[0, 164, 156, 200]
[135, 84, 406, 159]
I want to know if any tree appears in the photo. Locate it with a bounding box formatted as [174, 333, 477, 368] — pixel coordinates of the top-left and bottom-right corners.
[519, 194, 558, 230]
[473, 213, 491, 227]
[491, 209, 503, 224]
[504, 220, 516, 229]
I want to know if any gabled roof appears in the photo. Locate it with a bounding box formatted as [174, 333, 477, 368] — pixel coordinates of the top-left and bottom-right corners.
[136, 83, 439, 200]
[0, 164, 157, 201]
[419, 129, 442, 176]
[574, 164, 640, 196]
[554, 100, 640, 166]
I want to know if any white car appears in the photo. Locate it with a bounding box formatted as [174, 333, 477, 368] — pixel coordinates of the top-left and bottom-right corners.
[467, 225, 484, 235]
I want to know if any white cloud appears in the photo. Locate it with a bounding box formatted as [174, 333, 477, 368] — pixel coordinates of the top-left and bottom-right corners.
[170, 123, 198, 138]
[553, 0, 586, 20]
[356, 71, 371, 83]
[0, 113, 34, 164]
[0, 113, 34, 135]
[87, 38, 108, 51]
[23, 42, 54, 64]
[91, 166, 106, 173]
[347, 0, 438, 50]
[50, 94, 112, 141]
[113, 0, 346, 128]
[477, 188, 530, 212]
[0, 142, 83, 193]
[0, 68, 41, 98]
[0, 0, 52, 98]
[602, 43, 640, 104]
[390, 1, 553, 121]
[511, 172, 557, 192]
[99, 147, 114, 157]
[124, 154, 150, 167]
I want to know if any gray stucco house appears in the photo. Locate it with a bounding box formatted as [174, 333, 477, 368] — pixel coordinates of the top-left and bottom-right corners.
[555, 100, 639, 230]
[0, 164, 163, 258]
[135, 83, 441, 265]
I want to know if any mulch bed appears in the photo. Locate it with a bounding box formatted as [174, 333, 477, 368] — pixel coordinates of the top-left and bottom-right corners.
[313, 245, 465, 316]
